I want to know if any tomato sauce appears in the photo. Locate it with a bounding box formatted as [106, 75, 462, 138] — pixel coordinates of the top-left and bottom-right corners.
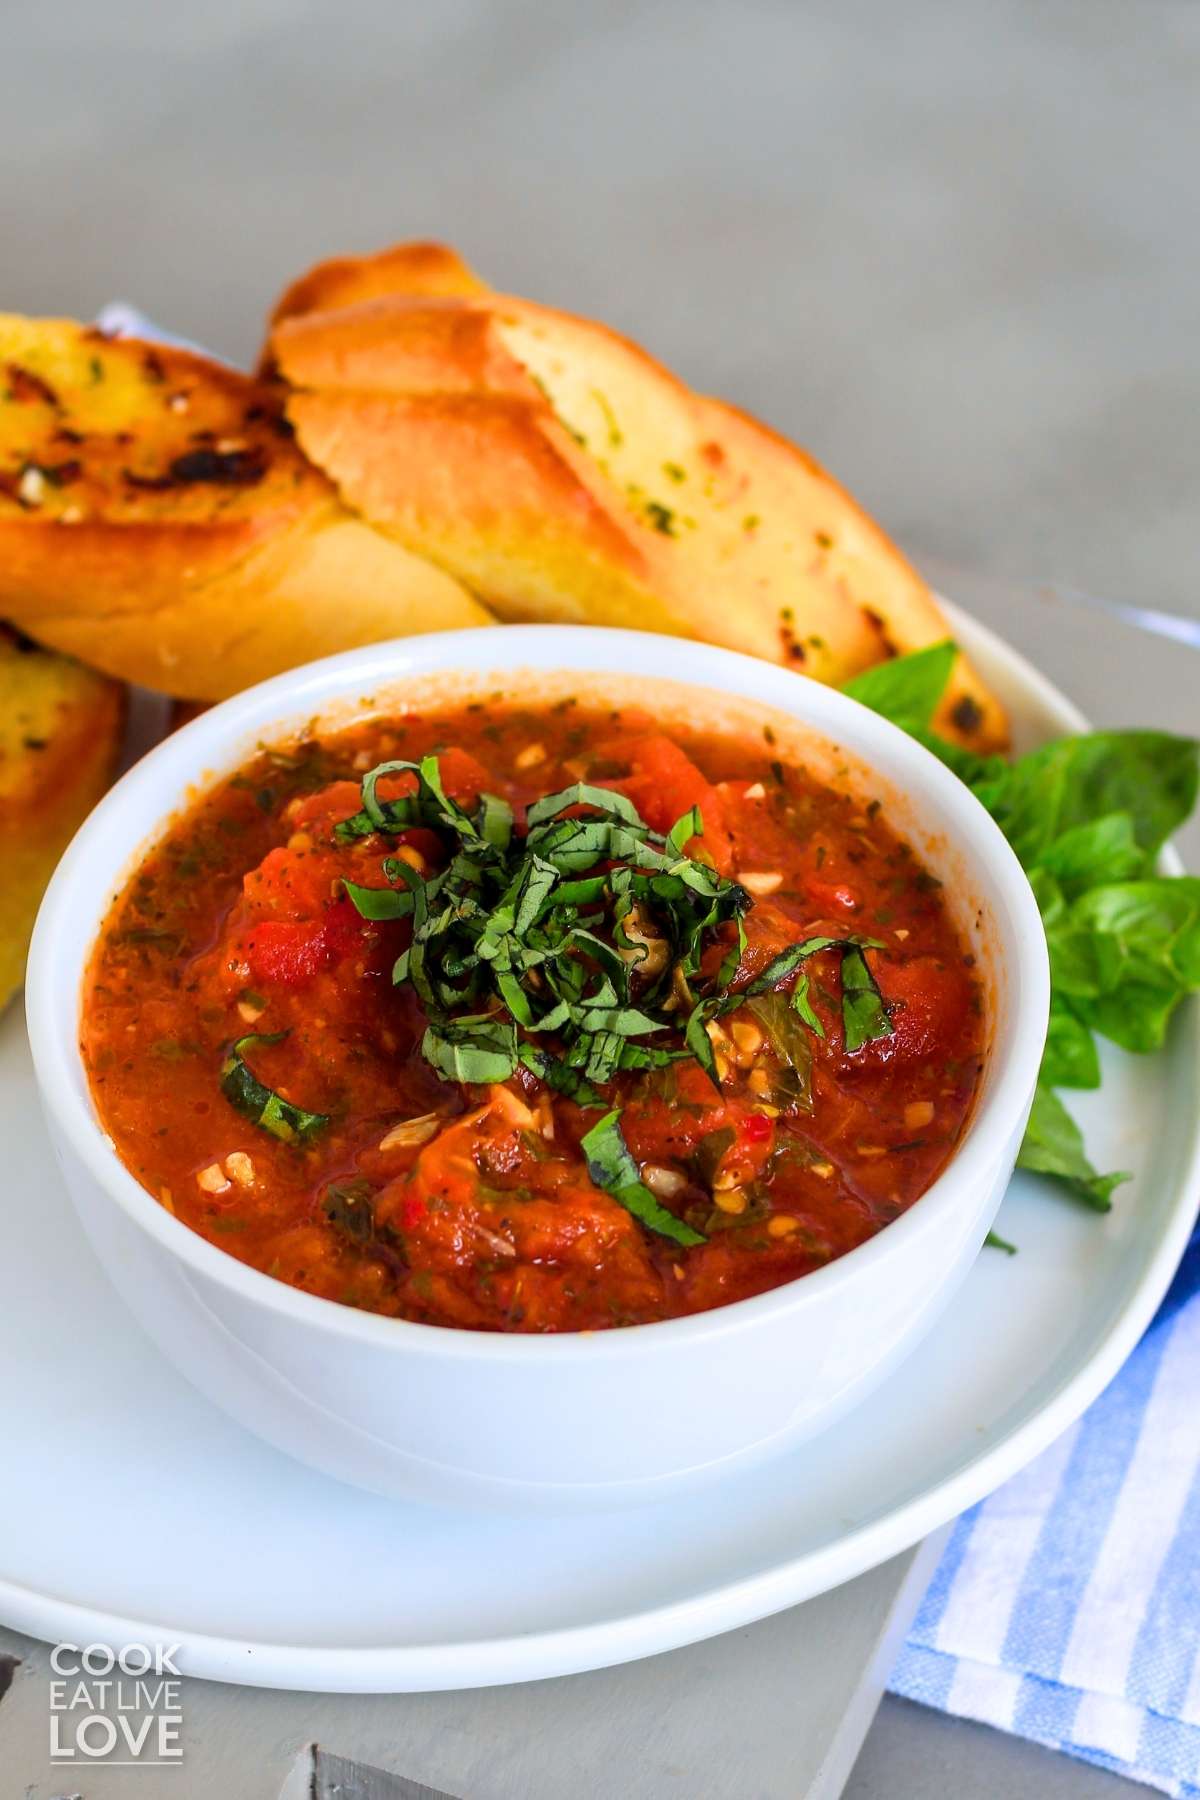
[82, 698, 986, 1333]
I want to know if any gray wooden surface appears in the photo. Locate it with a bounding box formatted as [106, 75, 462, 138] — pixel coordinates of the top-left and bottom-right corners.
[0, 1537, 939, 1799]
[2, 3, 1197, 1795]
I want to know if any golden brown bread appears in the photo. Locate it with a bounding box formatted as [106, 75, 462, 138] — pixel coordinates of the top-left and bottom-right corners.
[267, 240, 487, 334]
[268, 244, 1006, 750]
[0, 315, 492, 699]
[0, 628, 124, 1012]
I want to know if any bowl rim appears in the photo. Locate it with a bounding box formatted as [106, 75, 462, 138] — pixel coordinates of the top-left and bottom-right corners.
[26, 624, 1050, 1363]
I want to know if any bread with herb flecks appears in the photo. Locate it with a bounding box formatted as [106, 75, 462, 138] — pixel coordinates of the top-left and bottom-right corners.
[0, 315, 491, 699]
[267, 241, 1007, 751]
[0, 627, 124, 1011]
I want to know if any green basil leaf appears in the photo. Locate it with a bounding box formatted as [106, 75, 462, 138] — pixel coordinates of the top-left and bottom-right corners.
[421, 1015, 518, 1084]
[342, 878, 415, 921]
[322, 1179, 378, 1245]
[1041, 999, 1101, 1089]
[684, 998, 722, 1092]
[1038, 812, 1144, 895]
[1052, 877, 1200, 1051]
[580, 1109, 706, 1246]
[843, 641, 958, 731]
[1017, 1082, 1129, 1210]
[525, 783, 644, 828]
[988, 732, 1198, 870]
[840, 946, 894, 1053]
[360, 758, 421, 831]
[478, 791, 514, 850]
[791, 972, 826, 1039]
[746, 991, 815, 1109]
[665, 805, 703, 858]
[741, 935, 847, 998]
[518, 1044, 604, 1106]
[219, 1032, 329, 1144]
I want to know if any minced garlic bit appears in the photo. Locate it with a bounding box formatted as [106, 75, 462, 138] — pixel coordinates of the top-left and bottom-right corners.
[378, 1112, 442, 1151]
[643, 1163, 687, 1199]
[513, 742, 547, 770]
[730, 1019, 764, 1062]
[394, 843, 428, 874]
[196, 1162, 231, 1195]
[17, 464, 45, 506]
[767, 1214, 799, 1237]
[474, 1222, 517, 1259]
[714, 1187, 748, 1215]
[740, 871, 783, 896]
[811, 1160, 835, 1179]
[904, 1099, 935, 1131]
[225, 1151, 256, 1188]
[743, 782, 766, 801]
[286, 831, 312, 853]
[237, 995, 266, 1024]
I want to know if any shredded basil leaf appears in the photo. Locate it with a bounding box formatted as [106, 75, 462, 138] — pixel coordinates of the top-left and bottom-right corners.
[580, 1109, 705, 1246]
[219, 1032, 329, 1144]
[840, 945, 893, 1053]
[342, 877, 415, 921]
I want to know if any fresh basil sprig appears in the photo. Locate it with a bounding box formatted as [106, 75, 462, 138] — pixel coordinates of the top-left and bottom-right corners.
[846, 640, 1200, 1209]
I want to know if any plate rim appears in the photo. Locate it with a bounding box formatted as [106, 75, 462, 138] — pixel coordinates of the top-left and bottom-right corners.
[2, 600, 1197, 1692]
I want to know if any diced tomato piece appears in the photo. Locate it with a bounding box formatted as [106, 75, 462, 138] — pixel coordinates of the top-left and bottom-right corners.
[605, 735, 735, 870]
[374, 746, 493, 811]
[238, 898, 372, 987]
[289, 781, 364, 831]
[242, 845, 335, 920]
[849, 953, 975, 1067]
[240, 919, 330, 986]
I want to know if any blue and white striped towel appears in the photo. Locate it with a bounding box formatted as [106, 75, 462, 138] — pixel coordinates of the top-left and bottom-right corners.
[891, 1219, 1200, 1795]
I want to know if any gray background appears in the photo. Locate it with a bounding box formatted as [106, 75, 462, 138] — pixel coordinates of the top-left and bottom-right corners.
[4, 1, 1196, 1794]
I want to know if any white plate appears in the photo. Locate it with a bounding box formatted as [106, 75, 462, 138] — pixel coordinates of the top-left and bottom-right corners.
[1, 606, 1196, 1692]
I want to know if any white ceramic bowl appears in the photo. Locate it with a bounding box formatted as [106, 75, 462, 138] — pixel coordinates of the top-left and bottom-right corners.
[27, 627, 1049, 1510]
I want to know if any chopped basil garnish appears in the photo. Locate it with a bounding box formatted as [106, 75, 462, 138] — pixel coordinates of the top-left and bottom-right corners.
[839, 944, 894, 1053]
[333, 754, 899, 1122]
[580, 1110, 705, 1246]
[746, 993, 815, 1110]
[322, 1178, 377, 1244]
[342, 757, 753, 1100]
[341, 877, 415, 920]
[219, 1032, 329, 1144]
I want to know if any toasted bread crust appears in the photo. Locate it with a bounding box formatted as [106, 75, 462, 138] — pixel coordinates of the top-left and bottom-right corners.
[271, 276, 1006, 748]
[0, 316, 492, 696]
[267, 241, 487, 334]
[0, 629, 124, 1010]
